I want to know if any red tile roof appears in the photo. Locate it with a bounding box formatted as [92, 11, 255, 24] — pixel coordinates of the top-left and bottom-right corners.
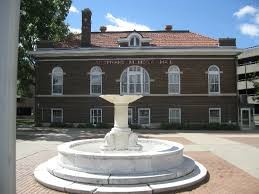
[54, 31, 219, 48]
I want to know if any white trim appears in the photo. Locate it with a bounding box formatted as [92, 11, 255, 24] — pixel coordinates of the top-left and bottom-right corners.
[38, 57, 237, 62]
[169, 108, 181, 124]
[138, 108, 151, 126]
[51, 67, 63, 95]
[30, 48, 242, 57]
[35, 93, 237, 97]
[90, 66, 103, 95]
[168, 65, 181, 94]
[209, 108, 221, 124]
[120, 66, 150, 95]
[90, 108, 102, 124]
[240, 108, 251, 129]
[208, 65, 221, 95]
[51, 108, 63, 123]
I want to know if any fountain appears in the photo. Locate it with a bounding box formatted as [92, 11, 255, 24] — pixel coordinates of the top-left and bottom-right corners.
[34, 95, 207, 194]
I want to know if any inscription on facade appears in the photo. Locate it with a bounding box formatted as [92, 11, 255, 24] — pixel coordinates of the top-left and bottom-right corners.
[95, 59, 175, 65]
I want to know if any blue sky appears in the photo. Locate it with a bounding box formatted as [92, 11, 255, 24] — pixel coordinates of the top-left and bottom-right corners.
[66, 0, 259, 48]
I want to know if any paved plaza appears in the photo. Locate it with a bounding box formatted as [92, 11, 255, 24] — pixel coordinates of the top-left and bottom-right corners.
[16, 128, 259, 193]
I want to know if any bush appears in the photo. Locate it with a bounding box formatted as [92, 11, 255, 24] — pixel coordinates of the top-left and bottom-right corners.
[160, 122, 240, 130]
[129, 124, 142, 129]
[49, 123, 74, 128]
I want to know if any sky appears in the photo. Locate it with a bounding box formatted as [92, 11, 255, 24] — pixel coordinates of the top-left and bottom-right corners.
[66, 0, 259, 48]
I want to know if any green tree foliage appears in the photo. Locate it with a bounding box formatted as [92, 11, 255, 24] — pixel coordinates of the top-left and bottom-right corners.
[18, 0, 72, 96]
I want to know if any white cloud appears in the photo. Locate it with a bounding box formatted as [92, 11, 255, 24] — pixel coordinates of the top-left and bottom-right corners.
[69, 5, 79, 14]
[234, 5, 257, 18]
[105, 13, 151, 31]
[240, 23, 259, 37]
[69, 27, 81, 34]
[255, 14, 259, 24]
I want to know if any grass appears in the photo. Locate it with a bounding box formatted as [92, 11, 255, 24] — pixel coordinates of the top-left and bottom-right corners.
[16, 119, 35, 127]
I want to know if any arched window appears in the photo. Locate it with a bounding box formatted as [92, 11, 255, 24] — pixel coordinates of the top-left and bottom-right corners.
[52, 67, 63, 95]
[120, 66, 150, 94]
[129, 36, 140, 47]
[208, 65, 220, 94]
[168, 65, 180, 94]
[90, 66, 102, 95]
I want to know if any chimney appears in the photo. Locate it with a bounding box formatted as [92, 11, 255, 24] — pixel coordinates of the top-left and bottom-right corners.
[165, 25, 172, 31]
[81, 8, 92, 47]
[100, 26, 107, 32]
[219, 38, 236, 47]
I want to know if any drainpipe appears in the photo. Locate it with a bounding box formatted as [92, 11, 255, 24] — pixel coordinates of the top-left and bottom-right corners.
[0, 0, 20, 193]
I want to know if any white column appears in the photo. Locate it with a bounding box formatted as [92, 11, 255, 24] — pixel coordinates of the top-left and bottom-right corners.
[0, 0, 20, 193]
[113, 103, 129, 129]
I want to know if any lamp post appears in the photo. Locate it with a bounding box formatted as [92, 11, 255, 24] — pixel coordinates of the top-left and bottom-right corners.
[0, 0, 21, 193]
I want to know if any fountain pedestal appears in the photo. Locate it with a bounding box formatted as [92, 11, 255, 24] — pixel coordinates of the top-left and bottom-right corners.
[100, 95, 142, 151]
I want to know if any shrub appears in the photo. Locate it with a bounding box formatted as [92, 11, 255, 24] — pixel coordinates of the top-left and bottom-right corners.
[160, 122, 240, 130]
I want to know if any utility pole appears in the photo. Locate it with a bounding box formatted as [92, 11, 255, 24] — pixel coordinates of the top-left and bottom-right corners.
[0, 0, 21, 193]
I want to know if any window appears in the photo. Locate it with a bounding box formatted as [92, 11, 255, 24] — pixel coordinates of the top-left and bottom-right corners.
[120, 66, 150, 94]
[169, 108, 181, 124]
[52, 67, 63, 95]
[129, 36, 140, 47]
[138, 108, 150, 126]
[209, 108, 221, 123]
[90, 108, 102, 124]
[208, 65, 220, 94]
[168, 65, 180, 94]
[128, 108, 133, 124]
[51, 108, 63, 123]
[90, 66, 102, 95]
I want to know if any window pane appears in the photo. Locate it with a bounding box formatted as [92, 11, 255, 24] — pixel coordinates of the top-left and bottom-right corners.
[92, 85, 101, 94]
[209, 109, 220, 123]
[91, 75, 101, 84]
[91, 109, 102, 124]
[130, 38, 134, 46]
[52, 110, 62, 123]
[169, 109, 181, 123]
[53, 85, 62, 94]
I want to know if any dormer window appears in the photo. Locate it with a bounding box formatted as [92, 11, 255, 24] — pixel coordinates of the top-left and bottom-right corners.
[117, 32, 152, 47]
[129, 36, 140, 47]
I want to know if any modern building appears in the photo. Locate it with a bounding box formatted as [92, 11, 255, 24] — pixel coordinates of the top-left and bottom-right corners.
[31, 8, 241, 128]
[238, 46, 259, 129]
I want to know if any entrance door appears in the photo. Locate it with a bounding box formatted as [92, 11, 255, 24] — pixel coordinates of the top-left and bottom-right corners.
[241, 108, 251, 129]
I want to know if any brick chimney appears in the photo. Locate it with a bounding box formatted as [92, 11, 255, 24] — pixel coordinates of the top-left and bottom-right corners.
[165, 25, 173, 31]
[100, 26, 107, 32]
[81, 8, 92, 47]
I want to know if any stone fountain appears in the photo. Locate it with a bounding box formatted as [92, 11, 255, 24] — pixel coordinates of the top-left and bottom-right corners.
[34, 95, 207, 194]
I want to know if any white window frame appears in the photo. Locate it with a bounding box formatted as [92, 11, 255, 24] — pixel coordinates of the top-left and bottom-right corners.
[209, 108, 221, 124]
[128, 33, 142, 47]
[90, 66, 103, 95]
[240, 108, 251, 128]
[168, 65, 180, 94]
[51, 67, 63, 95]
[51, 108, 63, 123]
[169, 108, 181, 124]
[120, 66, 150, 95]
[90, 108, 102, 124]
[208, 65, 220, 95]
[128, 107, 133, 124]
[138, 108, 150, 126]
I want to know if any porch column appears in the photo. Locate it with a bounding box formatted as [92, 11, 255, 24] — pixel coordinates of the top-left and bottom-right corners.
[0, 0, 21, 193]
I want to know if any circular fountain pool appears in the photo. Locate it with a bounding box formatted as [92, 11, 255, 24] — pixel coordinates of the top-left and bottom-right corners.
[35, 138, 207, 193]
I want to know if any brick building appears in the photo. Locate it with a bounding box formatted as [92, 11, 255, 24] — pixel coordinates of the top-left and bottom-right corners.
[31, 8, 241, 128]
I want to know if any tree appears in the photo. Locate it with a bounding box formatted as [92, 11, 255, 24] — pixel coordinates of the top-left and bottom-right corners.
[18, 0, 72, 97]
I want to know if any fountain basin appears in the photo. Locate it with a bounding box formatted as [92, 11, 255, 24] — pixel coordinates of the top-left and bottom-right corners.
[57, 138, 184, 175]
